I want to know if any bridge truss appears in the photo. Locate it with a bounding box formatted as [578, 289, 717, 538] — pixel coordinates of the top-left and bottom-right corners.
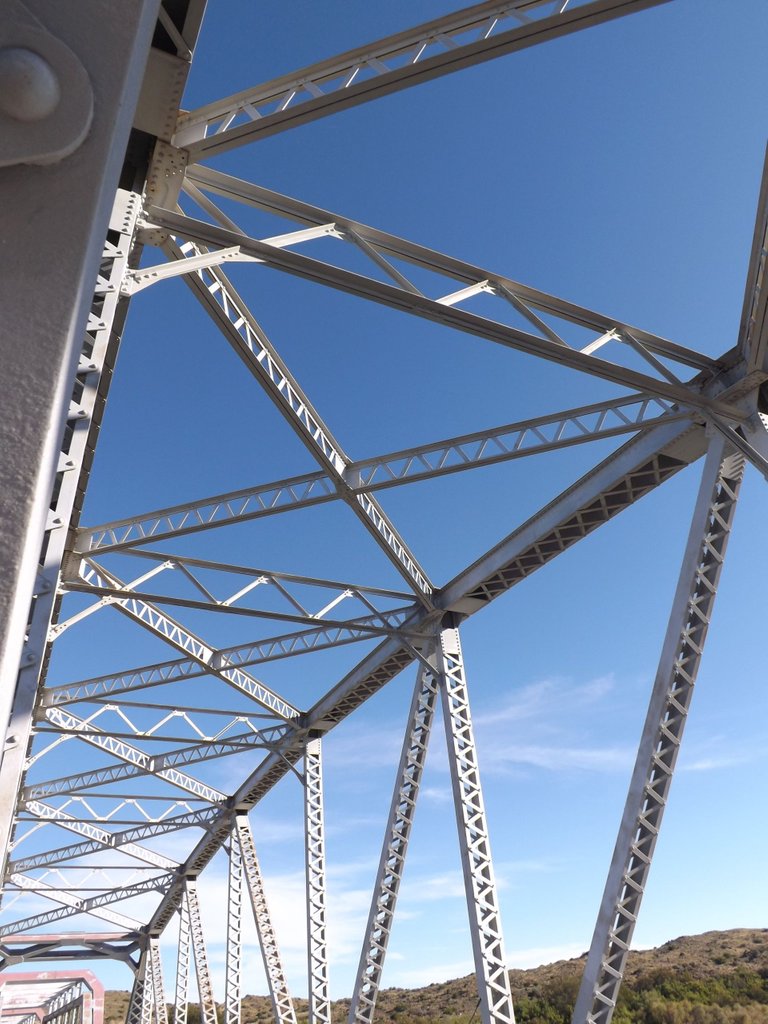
[1, 3, 767, 1024]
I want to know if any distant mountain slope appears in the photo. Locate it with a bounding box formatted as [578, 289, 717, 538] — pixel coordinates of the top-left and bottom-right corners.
[104, 928, 768, 1024]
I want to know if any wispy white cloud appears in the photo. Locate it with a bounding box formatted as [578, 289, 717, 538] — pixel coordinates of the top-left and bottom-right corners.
[682, 754, 751, 772]
[479, 741, 632, 774]
[470, 673, 636, 776]
[384, 941, 587, 988]
[474, 674, 615, 729]
[402, 870, 467, 902]
[388, 957, 474, 988]
[505, 942, 586, 969]
[322, 674, 628, 781]
[421, 785, 451, 804]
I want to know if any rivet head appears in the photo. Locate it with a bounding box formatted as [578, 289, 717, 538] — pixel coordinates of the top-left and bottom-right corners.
[0, 47, 61, 122]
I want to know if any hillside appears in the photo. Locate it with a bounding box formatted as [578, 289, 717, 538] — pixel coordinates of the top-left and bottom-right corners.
[105, 928, 768, 1024]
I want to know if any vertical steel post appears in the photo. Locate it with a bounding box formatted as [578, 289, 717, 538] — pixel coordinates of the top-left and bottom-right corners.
[0, 188, 143, 869]
[572, 437, 745, 1024]
[436, 621, 515, 1024]
[0, 0, 160, 766]
[235, 814, 297, 1024]
[349, 661, 440, 1024]
[186, 879, 219, 1024]
[174, 893, 192, 1024]
[127, 948, 153, 1024]
[149, 938, 169, 1024]
[304, 736, 330, 1024]
[225, 830, 243, 1024]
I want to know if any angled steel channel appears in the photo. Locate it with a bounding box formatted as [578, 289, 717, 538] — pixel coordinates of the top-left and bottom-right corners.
[224, 829, 242, 1024]
[739, 147, 768, 376]
[160, 238, 435, 601]
[572, 438, 745, 1024]
[350, 662, 440, 1024]
[437, 624, 514, 1024]
[235, 814, 297, 1024]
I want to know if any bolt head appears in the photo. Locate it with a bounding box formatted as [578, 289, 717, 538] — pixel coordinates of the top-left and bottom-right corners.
[0, 46, 60, 122]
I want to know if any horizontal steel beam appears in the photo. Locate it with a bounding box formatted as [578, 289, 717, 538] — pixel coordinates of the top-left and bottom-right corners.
[174, 0, 671, 159]
[76, 469, 335, 553]
[61, 580, 413, 637]
[1, 873, 171, 938]
[10, 807, 220, 873]
[76, 395, 689, 553]
[74, 560, 302, 722]
[41, 616, 403, 708]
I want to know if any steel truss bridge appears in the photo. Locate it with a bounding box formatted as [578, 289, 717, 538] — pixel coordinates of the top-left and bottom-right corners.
[1, 3, 766, 1024]
[0, 973, 104, 1024]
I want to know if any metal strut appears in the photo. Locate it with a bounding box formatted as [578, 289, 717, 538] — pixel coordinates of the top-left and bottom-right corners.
[436, 623, 515, 1024]
[349, 661, 440, 1024]
[174, 891, 192, 1024]
[127, 946, 152, 1024]
[234, 814, 297, 1024]
[162, 238, 434, 602]
[572, 434, 745, 1024]
[149, 938, 169, 1024]
[186, 879, 219, 1024]
[225, 829, 243, 1024]
[0, 188, 142, 881]
[304, 737, 330, 1024]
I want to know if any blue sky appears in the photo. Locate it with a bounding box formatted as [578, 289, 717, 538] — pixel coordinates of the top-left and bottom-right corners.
[10, 0, 768, 1005]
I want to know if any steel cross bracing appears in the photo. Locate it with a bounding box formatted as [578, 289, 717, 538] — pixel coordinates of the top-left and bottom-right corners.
[2, 4, 768, 1024]
[125, 946, 150, 1024]
[143, 188, 742, 424]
